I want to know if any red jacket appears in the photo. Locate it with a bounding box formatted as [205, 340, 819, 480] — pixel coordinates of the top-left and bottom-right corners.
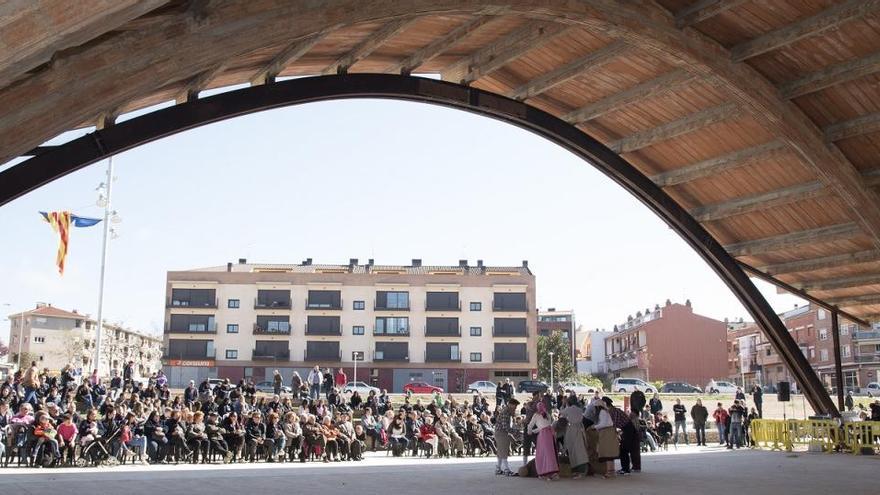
[713, 408, 729, 424]
[334, 371, 347, 387]
[419, 423, 436, 441]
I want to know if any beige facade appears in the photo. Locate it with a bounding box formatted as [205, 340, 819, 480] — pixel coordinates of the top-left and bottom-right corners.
[7, 303, 162, 376]
[163, 259, 537, 391]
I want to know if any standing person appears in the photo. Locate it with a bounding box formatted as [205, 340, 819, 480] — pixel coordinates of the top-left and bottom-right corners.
[727, 399, 746, 449]
[559, 396, 590, 479]
[493, 397, 519, 476]
[521, 393, 538, 465]
[604, 397, 639, 475]
[334, 368, 347, 389]
[845, 390, 855, 412]
[690, 398, 708, 446]
[307, 366, 323, 400]
[672, 398, 688, 445]
[735, 387, 746, 402]
[291, 371, 303, 396]
[648, 392, 663, 420]
[272, 370, 283, 396]
[22, 361, 41, 406]
[123, 360, 135, 388]
[322, 368, 333, 398]
[527, 401, 559, 480]
[594, 398, 618, 479]
[713, 402, 729, 445]
[751, 384, 763, 418]
[495, 382, 505, 407]
[501, 379, 514, 404]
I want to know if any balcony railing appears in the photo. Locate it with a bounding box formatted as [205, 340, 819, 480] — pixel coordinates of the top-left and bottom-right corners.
[424, 325, 461, 337]
[853, 331, 880, 341]
[492, 305, 528, 312]
[304, 351, 342, 362]
[164, 322, 218, 334]
[251, 349, 291, 361]
[254, 298, 292, 310]
[163, 348, 216, 360]
[374, 303, 411, 311]
[305, 325, 342, 336]
[424, 350, 462, 363]
[305, 298, 342, 310]
[491, 326, 528, 337]
[854, 354, 880, 363]
[492, 351, 529, 363]
[373, 351, 410, 362]
[425, 302, 461, 312]
[608, 356, 638, 371]
[166, 298, 218, 309]
[374, 326, 410, 337]
[253, 322, 291, 335]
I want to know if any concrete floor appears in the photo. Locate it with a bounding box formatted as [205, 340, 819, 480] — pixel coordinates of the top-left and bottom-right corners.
[0, 446, 876, 495]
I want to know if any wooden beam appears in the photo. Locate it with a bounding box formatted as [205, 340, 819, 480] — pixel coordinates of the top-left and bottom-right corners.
[825, 112, 880, 142]
[760, 249, 880, 275]
[826, 293, 880, 308]
[384, 15, 500, 75]
[609, 102, 740, 154]
[724, 222, 862, 257]
[175, 63, 227, 104]
[865, 169, 880, 187]
[780, 51, 880, 100]
[508, 40, 627, 100]
[689, 181, 827, 222]
[651, 140, 787, 187]
[675, 0, 747, 28]
[797, 273, 880, 291]
[563, 70, 695, 124]
[442, 21, 568, 85]
[731, 0, 880, 62]
[250, 32, 330, 85]
[323, 17, 417, 75]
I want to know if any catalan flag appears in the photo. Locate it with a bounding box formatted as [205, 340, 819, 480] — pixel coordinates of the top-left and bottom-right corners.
[39, 211, 102, 275]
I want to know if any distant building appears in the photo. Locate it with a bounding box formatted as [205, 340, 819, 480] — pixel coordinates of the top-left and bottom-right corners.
[6, 303, 162, 376]
[537, 308, 576, 364]
[604, 300, 727, 387]
[163, 258, 537, 391]
[577, 328, 613, 375]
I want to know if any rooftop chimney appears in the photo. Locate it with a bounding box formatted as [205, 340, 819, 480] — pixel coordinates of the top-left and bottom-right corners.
[368, 259, 374, 266]
[477, 260, 483, 267]
[522, 260, 529, 268]
[458, 259, 468, 267]
[238, 258, 247, 264]
[411, 259, 422, 267]
[349, 258, 358, 266]
[36, 302, 47, 308]
[301, 258, 313, 266]
[226, 262, 233, 272]
[548, 307, 556, 312]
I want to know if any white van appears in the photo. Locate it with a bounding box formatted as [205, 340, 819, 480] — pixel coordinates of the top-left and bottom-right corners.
[611, 377, 655, 394]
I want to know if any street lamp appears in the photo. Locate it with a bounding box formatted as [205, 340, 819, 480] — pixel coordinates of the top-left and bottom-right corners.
[548, 351, 555, 393]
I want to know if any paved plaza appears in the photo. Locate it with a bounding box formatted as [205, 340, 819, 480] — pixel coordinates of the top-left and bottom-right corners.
[1, 446, 876, 495]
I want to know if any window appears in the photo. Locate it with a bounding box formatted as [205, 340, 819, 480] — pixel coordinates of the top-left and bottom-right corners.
[353, 300, 365, 310]
[226, 350, 238, 359]
[33, 336, 45, 343]
[817, 308, 826, 320]
[820, 349, 829, 362]
[376, 291, 409, 310]
[470, 326, 482, 336]
[470, 352, 482, 362]
[228, 299, 240, 309]
[226, 324, 239, 334]
[819, 328, 828, 341]
[842, 345, 851, 358]
[841, 325, 849, 336]
[353, 325, 365, 335]
[375, 317, 410, 335]
[470, 302, 482, 311]
[808, 347, 815, 359]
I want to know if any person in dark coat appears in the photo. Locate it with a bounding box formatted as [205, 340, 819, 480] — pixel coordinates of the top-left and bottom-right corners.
[690, 398, 709, 446]
[751, 384, 763, 417]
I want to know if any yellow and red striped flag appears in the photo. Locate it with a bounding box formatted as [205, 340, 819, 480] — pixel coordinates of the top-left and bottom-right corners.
[41, 211, 72, 275]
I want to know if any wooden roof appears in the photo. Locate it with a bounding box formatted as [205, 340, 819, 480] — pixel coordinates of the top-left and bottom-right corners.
[2, 0, 879, 321]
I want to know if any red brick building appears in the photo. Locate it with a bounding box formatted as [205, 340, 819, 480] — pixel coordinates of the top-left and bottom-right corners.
[604, 300, 727, 387]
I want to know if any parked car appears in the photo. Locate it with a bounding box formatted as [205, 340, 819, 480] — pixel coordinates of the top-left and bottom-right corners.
[611, 377, 655, 394]
[704, 379, 738, 394]
[342, 381, 380, 395]
[516, 380, 549, 394]
[467, 380, 498, 394]
[660, 382, 701, 393]
[864, 382, 880, 397]
[206, 378, 236, 390]
[254, 381, 292, 394]
[403, 381, 444, 394]
[560, 382, 598, 395]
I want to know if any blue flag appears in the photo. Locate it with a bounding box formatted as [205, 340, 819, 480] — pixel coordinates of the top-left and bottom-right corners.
[40, 211, 102, 227]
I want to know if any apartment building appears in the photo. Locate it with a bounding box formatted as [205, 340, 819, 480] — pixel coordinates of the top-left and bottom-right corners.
[730, 303, 880, 392]
[162, 258, 537, 391]
[537, 308, 576, 364]
[6, 303, 162, 376]
[604, 300, 728, 387]
[576, 328, 613, 375]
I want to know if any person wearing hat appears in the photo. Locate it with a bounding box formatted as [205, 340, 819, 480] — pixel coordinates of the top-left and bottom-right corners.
[494, 397, 519, 476]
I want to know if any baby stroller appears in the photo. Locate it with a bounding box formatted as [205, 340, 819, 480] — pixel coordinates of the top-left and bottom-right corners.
[77, 427, 122, 467]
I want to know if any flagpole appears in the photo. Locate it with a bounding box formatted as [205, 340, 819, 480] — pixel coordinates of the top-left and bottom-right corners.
[93, 156, 113, 377]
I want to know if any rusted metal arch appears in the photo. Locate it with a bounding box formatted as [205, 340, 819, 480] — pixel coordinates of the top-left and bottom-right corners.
[0, 73, 839, 416]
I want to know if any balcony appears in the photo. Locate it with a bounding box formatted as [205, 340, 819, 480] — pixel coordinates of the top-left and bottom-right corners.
[254, 298, 292, 310]
[252, 322, 291, 335]
[163, 348, 216, 360]
[853, 331, 880, 342]
[492, 326, 528, 337]
[305, 298, 342, 310]
[374, 303, 410, 311]
[373, 351, 410, 362]
[492, 304, 528, 312]
[166, 297, 218, 309]
[854, 354, 880, 363]
[492, 351, 530, 363]
[424, 325, 461, 337]
[304, 351, 341, 362]
[305, 324, 342, 336]
[608, 355, 639, 371]
[251, 348, 291, 361]
[425, 302, 461, 312]
[164, 322, 217, 334]
[424, 351, 462, 363]
[374, 327, 410, 337]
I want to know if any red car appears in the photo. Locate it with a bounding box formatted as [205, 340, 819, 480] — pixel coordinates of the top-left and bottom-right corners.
[403, 381, 444, 394]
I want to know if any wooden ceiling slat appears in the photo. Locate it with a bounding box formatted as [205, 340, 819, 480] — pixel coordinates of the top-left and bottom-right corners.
[384, 15, 500, 74]
[250, 31, 332, 84]
[323, 17, 418, 75]
[797, 273, 880, 291]
[825, 112, 880, 142]
[174, 62, 227, 104]
[675, 0, 747, 29]
[761, 249, 880, 276]
[507, 40, 627, 101]
[563, 69, 696, 124]
[780, 50, 880, 100]
[825, 293, 880, 308]
[724, 222, 862, 257]
[610, 102, 741, 153]
[730, 0, 880, 62]
[690, 181, 827, 222]
[651, 140, 787, 187]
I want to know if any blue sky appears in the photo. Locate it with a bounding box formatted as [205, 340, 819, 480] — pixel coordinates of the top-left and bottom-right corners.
[0, 93, 802, 343]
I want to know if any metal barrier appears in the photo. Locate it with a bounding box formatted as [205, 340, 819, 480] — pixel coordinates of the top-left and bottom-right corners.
[751, 419, 880, 454]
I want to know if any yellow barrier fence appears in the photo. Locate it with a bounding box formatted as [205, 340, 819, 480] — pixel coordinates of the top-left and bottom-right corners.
[751, 419, 880, 454]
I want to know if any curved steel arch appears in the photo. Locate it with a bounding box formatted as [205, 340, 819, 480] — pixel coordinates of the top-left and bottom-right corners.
[0, 73, 838, 415]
